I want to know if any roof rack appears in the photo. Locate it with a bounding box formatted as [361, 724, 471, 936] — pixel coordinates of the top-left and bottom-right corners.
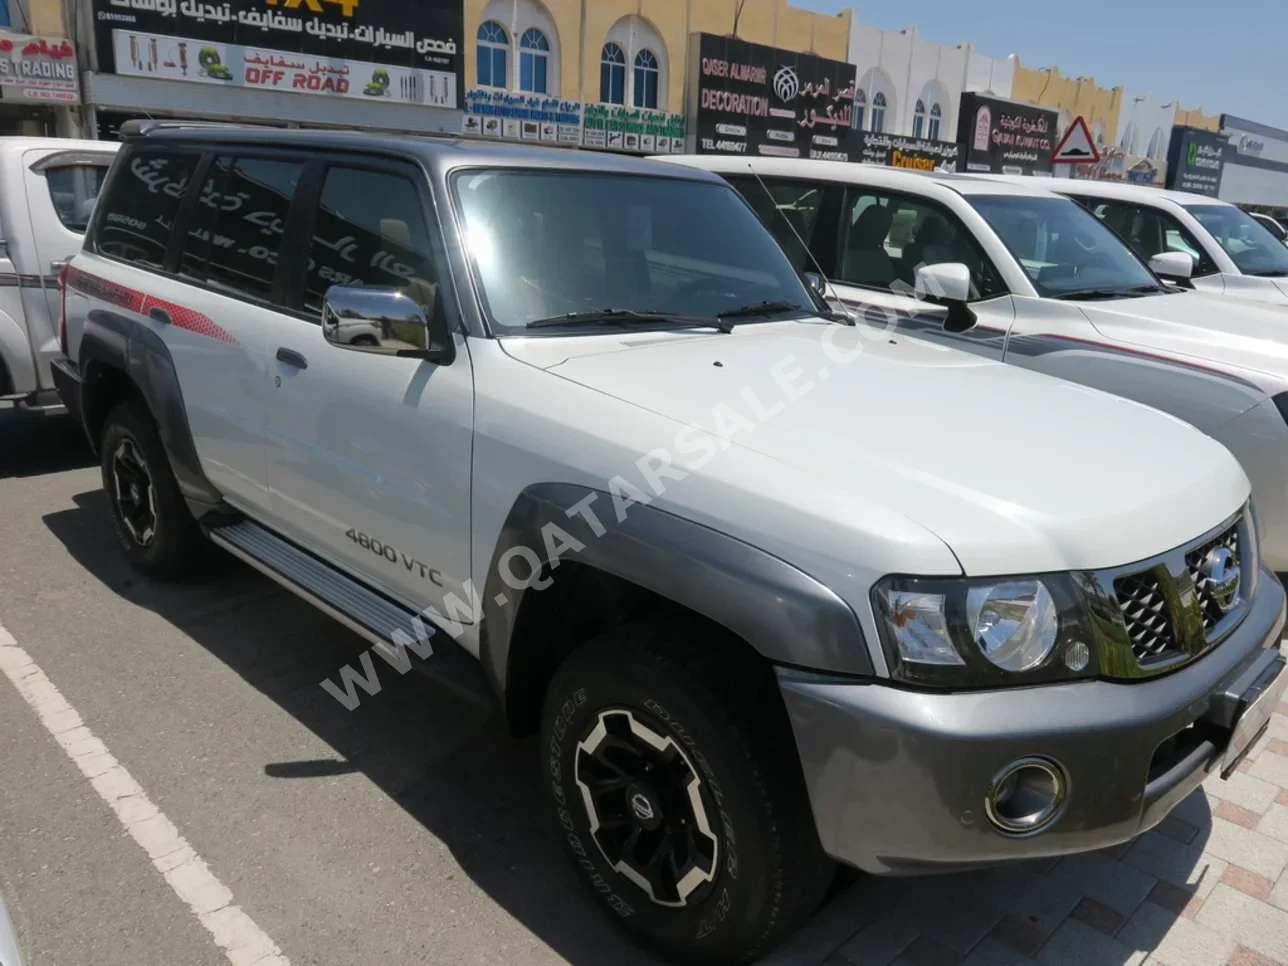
[119, 119, 275, 140]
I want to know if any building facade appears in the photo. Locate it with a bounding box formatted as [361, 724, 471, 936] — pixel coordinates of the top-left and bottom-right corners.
[1217, 115, 1288, 208]
[1010, 63, 1120, 148]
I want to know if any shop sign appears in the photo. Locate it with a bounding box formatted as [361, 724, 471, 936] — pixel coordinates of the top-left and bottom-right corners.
[582, 104, 686, 154]
[956, 92, 1059, 175]
[691, 33, 856, 161]
[462, 88, 582, 145]
[0, 31, 78, 102]
[855, 132, 958, 171]
[1072, 148, 1165, 185]
[93, 0, 462, 108]
[1166, 126, 1229, 197]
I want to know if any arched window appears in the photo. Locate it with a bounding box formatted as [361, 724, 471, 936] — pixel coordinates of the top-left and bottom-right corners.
[913, 100, 926, 139]
[633, 49, 659, 109]
[600, 42, 625, 104]
[519, 28, 549, 94]
[477, 20, 508, 88]
[928, 103, 942, 141]
[871, 92, 887, 133]
[853, 90, 866, 131]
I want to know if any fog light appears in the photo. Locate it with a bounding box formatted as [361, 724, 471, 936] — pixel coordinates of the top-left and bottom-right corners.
[986, 758, 1066, 835]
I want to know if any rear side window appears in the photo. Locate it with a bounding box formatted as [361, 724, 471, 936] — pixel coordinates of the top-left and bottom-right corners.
[179, 156, 304, 303]
[723, 175, 826, 273]
[1078, 198, 1219, 277]
[95, 151, 200, 271]
[46, 165, 108, 233]
[303, 167, 438, 316]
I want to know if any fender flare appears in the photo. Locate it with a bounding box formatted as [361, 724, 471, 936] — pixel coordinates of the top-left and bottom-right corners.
[78, 308, 223, 513]
[479, 483, 872, 704]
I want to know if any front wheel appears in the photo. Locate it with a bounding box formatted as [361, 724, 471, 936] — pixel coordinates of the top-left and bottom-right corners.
[540, 621, 834, 964]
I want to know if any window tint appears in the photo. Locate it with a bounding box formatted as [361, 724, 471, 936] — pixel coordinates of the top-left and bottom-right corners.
[1080, 199, 1218, 276]
[179, 157, 302, 302]
[304, 167, 439, 317]
[724, 176, 824, 272]
[96, 151, 200, 271]
[835, 188, 1004, 299]
[1185, 203, 1288, 277]
[46, 165, 108, 233]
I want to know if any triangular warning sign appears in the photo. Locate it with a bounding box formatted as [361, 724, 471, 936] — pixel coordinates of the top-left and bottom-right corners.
[1051, 116, 1100, 164]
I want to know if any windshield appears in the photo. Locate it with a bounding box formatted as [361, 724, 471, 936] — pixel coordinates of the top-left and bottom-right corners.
[969, 194, 1164, 299]
[1185, 204, 1288, 276]
[452, 169, 816, 332]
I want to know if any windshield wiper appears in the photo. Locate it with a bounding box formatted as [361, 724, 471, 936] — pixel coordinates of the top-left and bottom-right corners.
[526, 308, 732, 332]
[1052, 285, 1161, 301]
[716, 300, 809, 319]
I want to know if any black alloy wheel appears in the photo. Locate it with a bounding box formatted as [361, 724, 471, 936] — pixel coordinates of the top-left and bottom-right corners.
[110, 436, 157, 548]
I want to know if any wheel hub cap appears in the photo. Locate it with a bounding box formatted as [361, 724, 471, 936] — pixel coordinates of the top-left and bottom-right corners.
[574, 708, 719, 908]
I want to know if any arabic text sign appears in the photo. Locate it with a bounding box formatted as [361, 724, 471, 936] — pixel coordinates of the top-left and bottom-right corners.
[956, 92, 1058, 175]
[94, 0, 462, 101]
[463, 88, 583, 145]
[1166, 126, 1228, 197]
[113, 29, 456, 106]
[582, 104, 685, 153]
[0, 31, 78, 101]
[692, 33, 857, 161]
[855, 132, 958, 171]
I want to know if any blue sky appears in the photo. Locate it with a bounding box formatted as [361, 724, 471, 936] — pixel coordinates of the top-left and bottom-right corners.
[800, 0, 1286, 130]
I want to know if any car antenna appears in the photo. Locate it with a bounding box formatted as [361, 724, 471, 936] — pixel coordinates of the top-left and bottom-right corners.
[746, 162, 853, 324]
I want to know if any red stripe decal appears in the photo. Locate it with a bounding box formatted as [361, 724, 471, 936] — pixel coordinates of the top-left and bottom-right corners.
[66, 267, 241, 347]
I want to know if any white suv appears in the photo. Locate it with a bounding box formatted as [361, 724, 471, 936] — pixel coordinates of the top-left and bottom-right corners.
[53, 123, 1287, 964]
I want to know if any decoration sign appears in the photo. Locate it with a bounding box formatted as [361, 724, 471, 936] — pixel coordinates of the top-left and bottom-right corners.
[582, 104, 686, 154]
[462, 88, 582, 145]
[855, 132, 958, 172]
[956, 92, 1059, 175]
[691, 33, 857, 161]
[0, 31, 79, 102]
[92, 0, 462, 107]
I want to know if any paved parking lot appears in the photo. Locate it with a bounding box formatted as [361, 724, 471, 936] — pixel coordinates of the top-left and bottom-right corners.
[3, 408, 1288, 966]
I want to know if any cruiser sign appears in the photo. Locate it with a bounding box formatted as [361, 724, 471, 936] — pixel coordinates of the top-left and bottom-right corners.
[92, 0, 463, 106]
[690, 33, 856, 161]
[855, 132, 958, 171]
[956, 92, 1059, 175]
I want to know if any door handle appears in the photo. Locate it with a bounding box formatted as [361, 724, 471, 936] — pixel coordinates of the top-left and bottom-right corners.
[276, 347, 308, 370]
[148, 306, 172, 325]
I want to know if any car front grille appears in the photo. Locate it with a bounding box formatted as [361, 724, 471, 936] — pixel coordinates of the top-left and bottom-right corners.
[1102, 511, 1249, 675]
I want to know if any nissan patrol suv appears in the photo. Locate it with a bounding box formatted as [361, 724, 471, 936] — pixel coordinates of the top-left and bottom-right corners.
[52, 123, 1287, 964]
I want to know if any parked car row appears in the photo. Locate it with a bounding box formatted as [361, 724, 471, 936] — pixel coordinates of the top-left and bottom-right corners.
[25, 125, 1288, 963]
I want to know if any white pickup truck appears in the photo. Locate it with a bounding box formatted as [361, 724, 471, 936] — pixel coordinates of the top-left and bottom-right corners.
[0, 138, 117, 410]
[53, 123, 1288, 964]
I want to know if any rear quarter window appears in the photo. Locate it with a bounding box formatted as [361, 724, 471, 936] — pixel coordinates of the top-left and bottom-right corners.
[94, 150, 201, 272]
[45, 165, 109, 233]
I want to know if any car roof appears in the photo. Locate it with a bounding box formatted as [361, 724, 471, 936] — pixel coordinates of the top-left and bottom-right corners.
[972, 173, 1232, 208]
[0, 136, 118, 158]
[127, 124, 724, 184]
[657, 154, 1065, 200]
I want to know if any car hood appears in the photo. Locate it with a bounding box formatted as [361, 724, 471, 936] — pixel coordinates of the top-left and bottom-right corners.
[504, 322, 1248, 576]
[1079, 291, 1288, 382]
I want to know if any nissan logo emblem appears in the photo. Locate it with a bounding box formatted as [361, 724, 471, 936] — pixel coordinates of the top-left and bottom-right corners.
[1201, 547, 1241, 613]
[629, 792, 655, 822]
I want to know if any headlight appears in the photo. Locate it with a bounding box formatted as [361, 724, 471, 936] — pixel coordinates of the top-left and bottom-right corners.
[874, 574, 1096, 688]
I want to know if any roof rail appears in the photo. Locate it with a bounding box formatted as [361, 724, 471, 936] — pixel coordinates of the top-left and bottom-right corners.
[119, 119, 271, 140]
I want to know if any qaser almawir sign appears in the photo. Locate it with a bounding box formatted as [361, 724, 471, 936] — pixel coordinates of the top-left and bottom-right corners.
[92, 0, 463, 109]
[690, 33, 857, 161]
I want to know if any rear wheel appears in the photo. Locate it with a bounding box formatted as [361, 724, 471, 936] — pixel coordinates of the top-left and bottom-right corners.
[540, 620, 834, 964]
[100, 400, 207, 578]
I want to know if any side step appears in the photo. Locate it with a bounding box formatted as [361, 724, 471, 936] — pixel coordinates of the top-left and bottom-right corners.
[208, 519, 492, 710]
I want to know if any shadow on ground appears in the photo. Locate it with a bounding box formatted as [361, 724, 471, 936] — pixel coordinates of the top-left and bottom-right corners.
[0, 409, 94, 479]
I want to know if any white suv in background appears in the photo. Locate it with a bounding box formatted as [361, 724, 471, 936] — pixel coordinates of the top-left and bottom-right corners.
[999, 177, 1288, 307]
[661, 156, 1288, 570]
[0, 138, 118, 410]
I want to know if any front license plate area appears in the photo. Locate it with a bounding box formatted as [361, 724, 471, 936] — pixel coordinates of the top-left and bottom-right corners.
[1223, 656, 1288, 778]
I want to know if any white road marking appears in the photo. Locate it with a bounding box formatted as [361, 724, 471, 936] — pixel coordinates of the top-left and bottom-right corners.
[0, 624, 291, 966]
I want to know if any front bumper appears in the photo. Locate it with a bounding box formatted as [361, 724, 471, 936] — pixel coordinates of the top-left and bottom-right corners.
[780, 569, 1287, 875]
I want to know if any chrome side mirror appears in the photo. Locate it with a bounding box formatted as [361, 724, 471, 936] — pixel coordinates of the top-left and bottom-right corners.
[914, 262, 977, 333]
[1149, 251, 1195, 282]
[321, 285, 455, 365]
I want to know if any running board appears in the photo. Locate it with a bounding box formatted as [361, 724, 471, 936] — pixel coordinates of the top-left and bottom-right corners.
[208, 520, 492, 710]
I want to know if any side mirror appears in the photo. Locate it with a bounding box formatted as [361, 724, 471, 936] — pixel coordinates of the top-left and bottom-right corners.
[1149, 251, 1194, 282]
[321, 285, 456, 365]
[803, 272, 828, 299]
[914, 263, 977, 333]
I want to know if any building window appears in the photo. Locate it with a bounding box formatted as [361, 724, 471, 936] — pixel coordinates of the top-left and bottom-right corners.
[633, 49, 659, 110]
[913, 100, 926, 139]
[477, 20, 508, 88]
[928, 103, 942, 141]
[519, 28, 550, 94]
[871, 92, 887, 133]
[853, 90, 866, 131]
[600, 42, 626, 104]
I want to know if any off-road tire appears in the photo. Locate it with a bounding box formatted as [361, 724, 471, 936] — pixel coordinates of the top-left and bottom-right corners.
[99, 400, 207, 578]
[540, 620, 834, 964]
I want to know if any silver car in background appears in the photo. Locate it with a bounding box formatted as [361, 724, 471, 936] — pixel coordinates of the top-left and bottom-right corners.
[660, 156, 1288, 569]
